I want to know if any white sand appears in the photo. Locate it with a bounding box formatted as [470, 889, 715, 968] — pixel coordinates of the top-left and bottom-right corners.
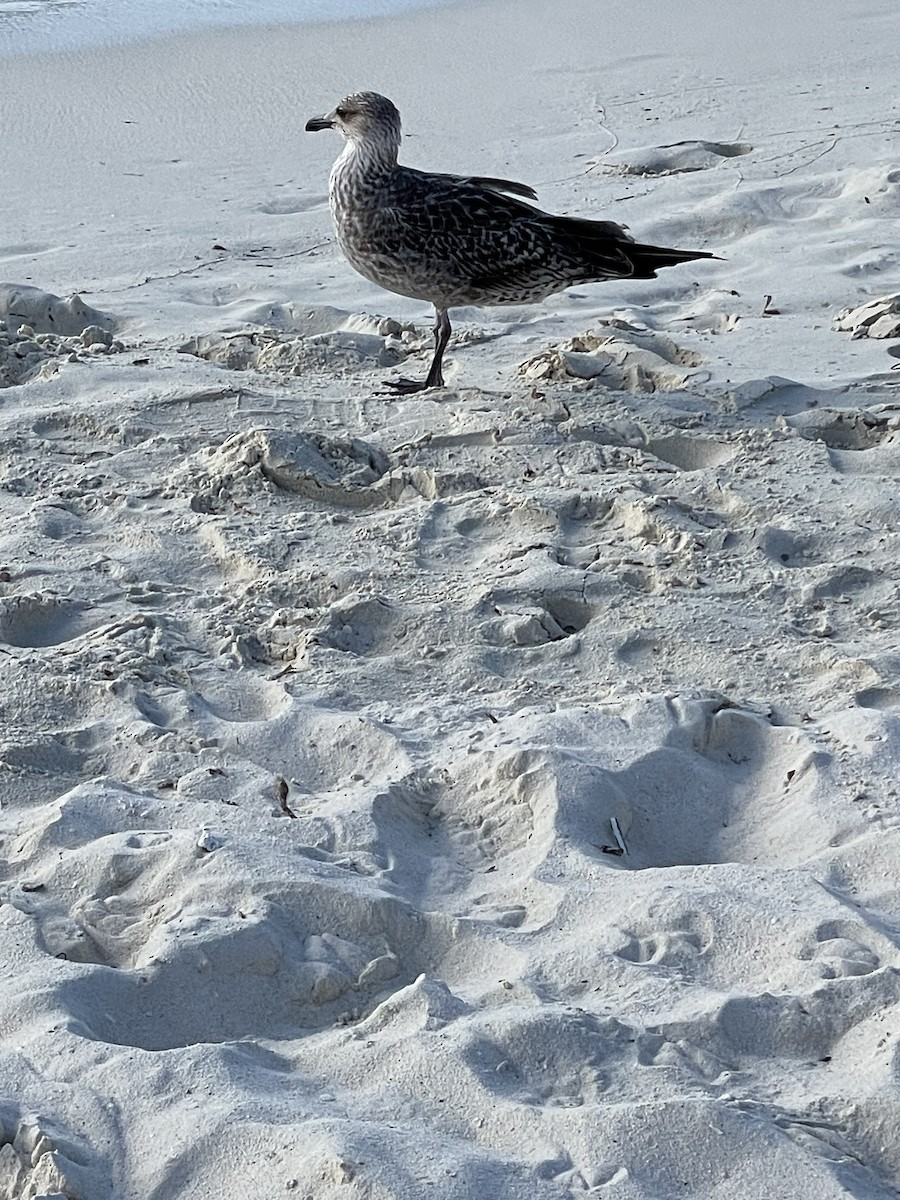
[2, 1, 900, 1196]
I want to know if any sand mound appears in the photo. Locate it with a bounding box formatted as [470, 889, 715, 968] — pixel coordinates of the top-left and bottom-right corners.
[0, 284, 115, 337]
[0, 319, 123, 387]
[834, 294, 900, 340]
[178, 307, 412, 378]
[607, 139, 754, 176]
[519, 323, 706, 390]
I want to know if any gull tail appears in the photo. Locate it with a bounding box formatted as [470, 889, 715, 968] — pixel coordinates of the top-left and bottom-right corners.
[544, 213, 719, 280]
[623, 241, 720, 279]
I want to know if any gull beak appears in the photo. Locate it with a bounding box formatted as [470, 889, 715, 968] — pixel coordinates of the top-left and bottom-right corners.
[305, 112, 335, 132]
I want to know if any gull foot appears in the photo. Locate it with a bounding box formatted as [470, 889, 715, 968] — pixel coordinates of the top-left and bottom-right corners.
[378, 376, 441, 395]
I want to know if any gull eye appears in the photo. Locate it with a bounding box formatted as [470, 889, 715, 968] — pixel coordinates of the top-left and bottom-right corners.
[335, 106, 350, 119]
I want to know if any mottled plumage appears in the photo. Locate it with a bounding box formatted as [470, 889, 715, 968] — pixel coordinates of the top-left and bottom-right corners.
[306, 91, 716, 392]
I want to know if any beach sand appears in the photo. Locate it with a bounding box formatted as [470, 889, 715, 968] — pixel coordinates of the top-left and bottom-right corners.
[2, 1, 900, 1195]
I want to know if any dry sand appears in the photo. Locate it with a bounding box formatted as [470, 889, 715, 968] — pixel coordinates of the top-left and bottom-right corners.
[2, 1, 900, 1196]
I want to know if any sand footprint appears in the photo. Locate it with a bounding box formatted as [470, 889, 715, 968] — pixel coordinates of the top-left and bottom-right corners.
[855, 686, 900, 711]
[0, 595, 104, 648]
[616, 924, 711, 971]
[785, 406, 896, 451]
[181, 428, 392, 510]
[311, 593, 407, 656]
[643, 433, 738, 471]
[487, 588, 592, 647]
[54, 852, 418, 1050]
[799, 920, 881, 980]
[466, 1010, 630, 1107]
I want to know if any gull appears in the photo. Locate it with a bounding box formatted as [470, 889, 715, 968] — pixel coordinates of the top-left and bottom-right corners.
[306, 91, 715, 393]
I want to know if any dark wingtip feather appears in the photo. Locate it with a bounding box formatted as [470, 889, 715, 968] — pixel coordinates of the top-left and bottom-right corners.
[466, 175, 539, 202]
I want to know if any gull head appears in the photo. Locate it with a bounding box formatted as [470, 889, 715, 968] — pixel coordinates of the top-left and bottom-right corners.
[305, 91, 402, 154]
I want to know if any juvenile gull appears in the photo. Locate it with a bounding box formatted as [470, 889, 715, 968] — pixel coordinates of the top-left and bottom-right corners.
[306, 91, 716, 393]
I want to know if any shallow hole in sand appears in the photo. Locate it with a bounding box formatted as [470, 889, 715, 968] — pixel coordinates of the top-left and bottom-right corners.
[0, 596, 104, 648]
[645, 434, 738, 471]
[198, 675, 291, 723]
[854, 686, 900, 711]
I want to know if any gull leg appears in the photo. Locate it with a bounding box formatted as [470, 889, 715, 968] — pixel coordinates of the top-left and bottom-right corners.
[381, 307, 451, 395]
[424, 308, 451, 387]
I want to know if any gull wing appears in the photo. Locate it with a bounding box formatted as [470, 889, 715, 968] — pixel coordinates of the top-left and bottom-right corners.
[429, 171, 540, 202]
[368, 169, 641, 289]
